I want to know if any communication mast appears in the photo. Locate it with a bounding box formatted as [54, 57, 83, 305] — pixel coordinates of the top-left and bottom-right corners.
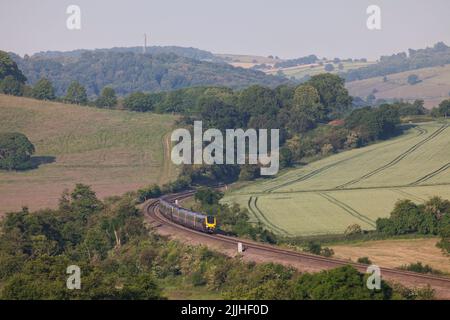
[143, 33, 148, 53]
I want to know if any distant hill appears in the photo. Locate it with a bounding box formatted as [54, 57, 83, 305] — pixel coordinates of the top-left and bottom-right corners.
[346, 64, 450, 108]
[10, 49, 287, 97]
[30, 45, 222, 62]
[343, 42, 450, 82]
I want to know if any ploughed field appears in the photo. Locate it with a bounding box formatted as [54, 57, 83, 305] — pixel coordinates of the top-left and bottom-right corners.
[223, 121, 450, 236]
[0, 95, 177, 214]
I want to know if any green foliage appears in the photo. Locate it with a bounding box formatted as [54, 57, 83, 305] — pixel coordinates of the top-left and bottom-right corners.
[123, 92, 153, 112]
[64, 81, 87, 105]
[291, 265, 392, 300]
[377, 197, 450, 253]
[13, 50, 285, 97]
[357, 257, 372, 265]
[407, 74, 421, 85]
[303, 241, 334, 257]
[344, 42, 450, 82]
[306, 73, 353, 118]
[398, 262, 442, 275]
[345, 104, 400, 143]
[0, 132, 35, 170]
[95, 87, 117, 108]
[0, 51, 26, 83]
[0, 75, 24, 96]
[433, 99, 450, 117]
[194, 187, 224, 206]
[32, 78, 55, 100]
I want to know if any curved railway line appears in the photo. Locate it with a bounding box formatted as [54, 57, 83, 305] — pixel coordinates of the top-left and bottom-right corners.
[144, 190, 450, 299]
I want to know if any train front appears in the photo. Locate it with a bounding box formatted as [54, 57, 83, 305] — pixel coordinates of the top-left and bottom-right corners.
[205, 215, 216, 233]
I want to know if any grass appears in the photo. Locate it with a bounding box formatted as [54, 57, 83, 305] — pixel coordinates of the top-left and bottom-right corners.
[330, 238, 450, 274]
[265, 61, 374, 79]
[346, 64, 450, 108]
[0, 94, 178, 214]
[223, 121, 450, 236]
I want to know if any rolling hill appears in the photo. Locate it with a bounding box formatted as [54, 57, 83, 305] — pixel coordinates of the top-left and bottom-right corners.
[10, 50, 287, 97]
[346, 64, 450, 108]
[223, 121, 450, 236]
[0, 94, 178, 214]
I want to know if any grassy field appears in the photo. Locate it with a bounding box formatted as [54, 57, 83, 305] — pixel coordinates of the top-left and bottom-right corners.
[331, 238, 450, 274]
[347, 64, 450, 108]
[0, 95, 178, 214]
[223, 121, 450, 236]
[265, 61, 374, 79]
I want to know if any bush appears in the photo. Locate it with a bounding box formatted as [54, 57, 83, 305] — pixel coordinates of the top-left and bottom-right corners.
[0, 132, 35, 170]
[357, 257, 372, 265]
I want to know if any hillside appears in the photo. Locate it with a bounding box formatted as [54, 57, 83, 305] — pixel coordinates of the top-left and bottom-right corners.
[11, 50, 287, 97]
[266, 60, 374, 80]
[0, 94, 177, 213]
[347, 64, 450, 108]
[223, 121, 450, 236]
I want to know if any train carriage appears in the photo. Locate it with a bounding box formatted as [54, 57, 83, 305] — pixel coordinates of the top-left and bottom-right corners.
[159, 198, 216, 233]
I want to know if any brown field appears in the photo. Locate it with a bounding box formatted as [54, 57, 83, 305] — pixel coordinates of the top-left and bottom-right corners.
[331, 238, 450, 273]
[0, 95, 178, 214]
[347, 64, 450, 108]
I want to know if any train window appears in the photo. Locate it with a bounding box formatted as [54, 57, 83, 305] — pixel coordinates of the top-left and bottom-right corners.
[206, 216, 215, 224]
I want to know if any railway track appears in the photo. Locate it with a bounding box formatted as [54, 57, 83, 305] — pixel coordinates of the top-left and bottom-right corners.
[144, 190, 450, 298]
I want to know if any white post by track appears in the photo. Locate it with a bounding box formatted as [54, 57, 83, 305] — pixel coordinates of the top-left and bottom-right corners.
[238, 242, 243, 253]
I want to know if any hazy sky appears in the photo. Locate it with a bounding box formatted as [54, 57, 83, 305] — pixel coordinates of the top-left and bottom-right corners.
[1, 0, 449, 60]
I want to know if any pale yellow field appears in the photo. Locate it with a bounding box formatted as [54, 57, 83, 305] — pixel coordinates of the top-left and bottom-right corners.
[0, 95, 178, 214]
[331, 238, 450, 273]
[223, 121, 450, 236]
[347, 64, 450, 109]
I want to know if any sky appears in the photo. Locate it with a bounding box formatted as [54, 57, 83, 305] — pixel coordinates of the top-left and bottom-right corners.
[1, 0, 450, 60]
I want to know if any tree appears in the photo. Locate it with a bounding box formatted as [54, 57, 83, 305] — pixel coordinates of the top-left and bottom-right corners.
[0, 75, 23, 96]
[64, 81, 88, 105]
[437, 99, 450, 117]
[0, 132, 35, 170]
[123, 92, 153, 112]
[407, 74, 420, 85]
[195, 187, 224, 206]
[291, 265, 393, 300]
[324, 63, 335, 72]
[306, 74, 352, 118]
[31, 78, 55, 100]
[237, 85, 279, 123]
[95, 87, 117, 108]
[280, 85, 326, 134]
[0, 51, 26, 83]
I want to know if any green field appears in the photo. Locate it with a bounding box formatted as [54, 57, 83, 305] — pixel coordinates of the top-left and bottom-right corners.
[0, 94, 178, 213]
[265, 61, 374, 79]
[223, 121, 450, 236]
[346, 64, 450, 108]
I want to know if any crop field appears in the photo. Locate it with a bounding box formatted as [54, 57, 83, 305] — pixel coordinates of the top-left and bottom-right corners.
[346, 64, 450, 108]
[265, 61, 374, 79]
[223, 121, 450, 236]
[0, 95, 178, 214]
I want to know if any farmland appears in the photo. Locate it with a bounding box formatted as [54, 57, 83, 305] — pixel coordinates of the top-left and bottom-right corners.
[265, 61, 374, 79]
[0, 94, 178, 214]
[347, 64, 450, 109]
[223, 121, 450, 236]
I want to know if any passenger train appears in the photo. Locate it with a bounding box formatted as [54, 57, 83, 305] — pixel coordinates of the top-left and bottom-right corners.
[159, 197, 217, 233]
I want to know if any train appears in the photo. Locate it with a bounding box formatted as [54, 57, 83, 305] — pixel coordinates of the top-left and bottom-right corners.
[159, 197, 217, 233]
